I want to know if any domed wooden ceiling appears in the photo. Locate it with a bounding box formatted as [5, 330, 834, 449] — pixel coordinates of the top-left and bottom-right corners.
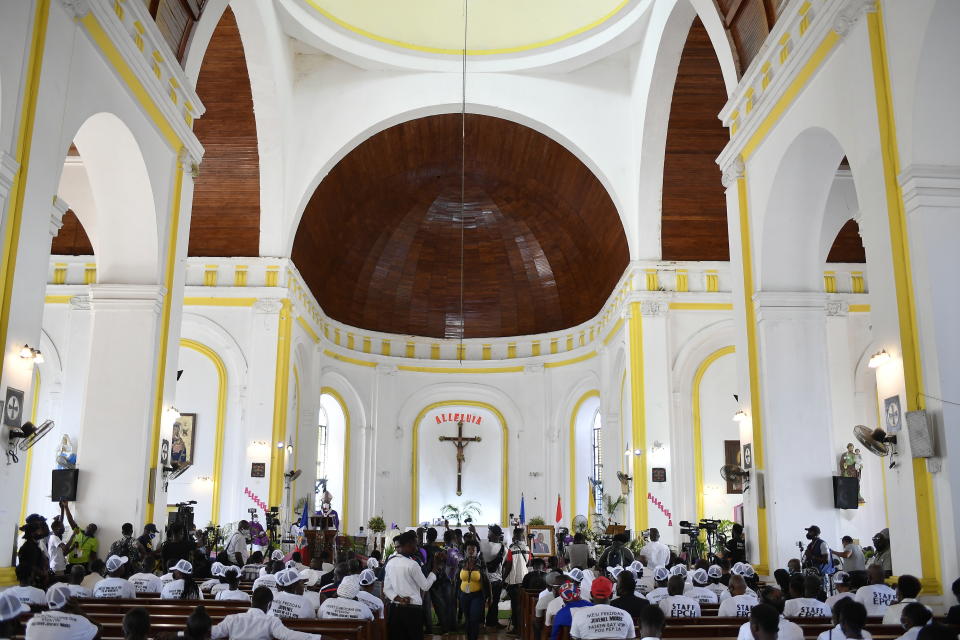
[292, 114, 629, 339]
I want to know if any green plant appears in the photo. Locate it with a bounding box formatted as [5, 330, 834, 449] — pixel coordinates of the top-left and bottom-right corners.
[440, 500, 481, 526]
[384, 544, 395, 558]
[528, 516, 546, 526]
[367, 516, 386, 534]
[603, 494, 627, 522]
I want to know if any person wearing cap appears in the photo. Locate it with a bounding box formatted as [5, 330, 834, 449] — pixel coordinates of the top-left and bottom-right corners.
[200, 562, 225, 592]
[570, 576, 635, 639]
[136, 524, 159, 559]
[611, 568, 649, 619]
[736, 587, 804, 640]
[718, 575, 759, 617]
[253, 562, 280, 592]
[631, 562, 654, 596]
[803, 526, 831, 573]
[224, 521, 251, 567]
[384, 530, 440, 640]
[721, 565, 757, 602]
[61, 502, 98, 569]
[319, 576, 374, 620]
[26, 584, 99, 640]
[536, 570, 564, 635]
[599, 533, 635, 573]
[854, 565, 895, 616]
[832, 536, 866, 573]
[357, 569, 385, 619]
[19, 515, 50, 579]
[93, 555, 137, 598]
[211, 587, 322, 640]
[687, 568, 719, 604]
[0, 591, 28, 639]
[161, 559, 202, 600]
[128, 555, 163, 594]
[214, 566, 250, 603]
[783, 574, 830, 617]
[269, 568, 316, 619]
[550, 580, 594, 640]
[645, 567, 670, 605]
[7, 564, 46, 608]
[881, 575, 930, 625]
[544, 573, 570, 628]
[639, 529, 670, 570]
[706, 565, 726, 596]
[659, 575, 700, 618]
[50, 565, 92, 600]
[827, 572, 855, 609]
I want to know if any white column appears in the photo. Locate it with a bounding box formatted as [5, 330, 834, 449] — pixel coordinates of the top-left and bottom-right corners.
[754, 292, 839, 568]
[901, 165, 960, 583]
[74, 284, 162, 546]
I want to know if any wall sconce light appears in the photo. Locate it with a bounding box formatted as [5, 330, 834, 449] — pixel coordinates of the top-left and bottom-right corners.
[733, 410, 749, 423]
[868, 350, 891, 369]
[286, 438, 294, 456]
[276, 441, 284, 449]
[19, 345, 42, 363]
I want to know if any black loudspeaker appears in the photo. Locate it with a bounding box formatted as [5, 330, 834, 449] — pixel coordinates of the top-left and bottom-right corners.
[833, 476, 859, 510]
[51, 469, 79, 502]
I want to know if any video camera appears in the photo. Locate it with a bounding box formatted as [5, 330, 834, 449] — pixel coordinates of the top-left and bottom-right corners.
[679, 520, 700, 538]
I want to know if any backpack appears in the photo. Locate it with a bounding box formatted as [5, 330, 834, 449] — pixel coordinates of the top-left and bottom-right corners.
[484, 543, 506, 575]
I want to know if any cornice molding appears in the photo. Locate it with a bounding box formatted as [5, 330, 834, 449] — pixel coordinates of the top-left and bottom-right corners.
[899, 164, 960, 214]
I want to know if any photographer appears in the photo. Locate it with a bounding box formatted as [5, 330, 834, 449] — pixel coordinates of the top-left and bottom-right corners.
[725, 524, 746, 564]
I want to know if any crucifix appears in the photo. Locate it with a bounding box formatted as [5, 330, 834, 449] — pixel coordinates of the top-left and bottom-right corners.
[439, 421, 481, 496]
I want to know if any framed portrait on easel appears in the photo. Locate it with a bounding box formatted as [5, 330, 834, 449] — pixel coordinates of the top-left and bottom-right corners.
[528, 525, 556, 557]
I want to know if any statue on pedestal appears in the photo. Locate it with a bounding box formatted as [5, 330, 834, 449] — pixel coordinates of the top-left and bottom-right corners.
[839, 442, 866, 504]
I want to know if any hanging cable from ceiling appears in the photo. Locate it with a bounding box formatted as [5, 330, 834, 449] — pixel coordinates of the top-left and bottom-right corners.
[457, 0, 468, 361]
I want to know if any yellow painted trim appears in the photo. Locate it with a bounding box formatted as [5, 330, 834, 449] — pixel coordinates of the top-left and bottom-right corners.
[302, 0, 631, 56]
[320, 387, 351, 532]
[398, 365, 525, 374]
[183, 297, 257, 307]
[269, 300, 294, 508]
[742, 30, 841, 161]
[866, 8, 939, 594]
[19, 367, 41, 526]
[411, 400, 508, 526]
[627, 303, 647, 531]
[602, 317, 624, 346]
[736, 175, 769, 574]
[569, 390, 600, 523]
[44, 295, 73, 304]
[0, 567, 16, 587]
[78, 13, 181, 150]
[668, 302, 734, 311]
[145, 155, 185, 525]
[0, 0, 50, 376]
[323, 349, 377, 368]
[297, 315, 321, 344]
[291, 367, 301, 520]
[543, 351, 597, 369]
[848, 304, 871, 313]
[692, 347, 736, 521]
[180, 339, 227, 524]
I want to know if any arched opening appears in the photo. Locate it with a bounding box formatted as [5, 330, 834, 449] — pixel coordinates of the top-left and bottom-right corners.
[316, 392, 347, 519]
[569, 390, 601, 525]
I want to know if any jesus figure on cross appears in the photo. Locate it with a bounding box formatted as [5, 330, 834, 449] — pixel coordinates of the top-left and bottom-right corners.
[439, 421, 481, 496]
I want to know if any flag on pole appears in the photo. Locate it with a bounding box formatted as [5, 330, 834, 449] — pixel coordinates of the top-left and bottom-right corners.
[555, 494, 563, 523]
[588, 482, 596, 529]
[298, 500, 310, 530]
[519, 494, 526, 525]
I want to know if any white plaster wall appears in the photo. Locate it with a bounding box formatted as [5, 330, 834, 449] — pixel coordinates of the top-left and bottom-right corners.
[699, 353, 742, 521]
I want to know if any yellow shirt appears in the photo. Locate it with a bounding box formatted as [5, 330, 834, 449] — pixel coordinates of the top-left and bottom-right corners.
[460, 568, 482, 594]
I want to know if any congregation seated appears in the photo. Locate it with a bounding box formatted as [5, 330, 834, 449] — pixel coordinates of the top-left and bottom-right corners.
[215, 567, 250, 603]
[80, 560, 106, 592]
[737, 586, 803, 640]
[0, 592, 28, 638]
[645, 567, 670, 605]
[718, 575, 758, 617]
[200, 562, 226, 593]
[659, 575, 700, 618]
[570, 577, 634, 639]
[898, 602, 933, 640]
[128, 556, 162, 594]
[610, 567, 648, 619]
[271, 568, 317, 619]
[827, 572, 856, 609]
[161, 560, 202, 600]
[318, 575, 373, 620]
[818, 597, 871, 640]
[356, 569, 385, 619]
[686, 568, 720, 604]
[549, 578, 592, 640]
[122, 607, 150, 640]
[26, 584, 99, 640]
[93, 555, 137, 599]
[855, 566, 897, 617]
[783, 574, 831, 618]
[210, 586, 321, 640]
[882, 575, 929, 625]
[8, 563, 47, 609]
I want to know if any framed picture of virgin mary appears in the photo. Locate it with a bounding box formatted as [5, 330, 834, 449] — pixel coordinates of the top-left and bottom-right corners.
[171, 413, 197, 467]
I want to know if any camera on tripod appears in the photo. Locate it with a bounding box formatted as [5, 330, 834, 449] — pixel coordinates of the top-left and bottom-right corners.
[679, 520, 700, 537]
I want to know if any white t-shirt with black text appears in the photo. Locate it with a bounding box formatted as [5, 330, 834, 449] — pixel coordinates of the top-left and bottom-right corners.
[783, 597, 831, 618]
[270, 592, 316, 619]
[644, 587, 669, 605]
[854, 584, 896, 616]
[129, 572, 163, 594]
[826, 591, 854, 610]
[685, 586, 719, 604]
[161, 579, 204, 600]
[25, 610, 98, 640]
[93, 577, 137, 599]
[718, 594, 758, 617]
[216, 589, 251, 603]
[5, 585, 47, 607]
[569, 603, 637, 639]
[659, 595, 701, 618]
[357, 591, 385, 618]
[738, 615, 805, 640]
[318, 597, 375, 620]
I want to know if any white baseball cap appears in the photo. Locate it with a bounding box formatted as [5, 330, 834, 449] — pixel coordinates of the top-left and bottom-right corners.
[276, 568, 304, 587]
[223, 566, 241, 578]
[210, 562, 225, 577]
[609, 566, 623, 579]
[731, 562, 746, 576]
[173, 559, 193, 575]
[359, 569, 377, 586]
[565, 568, 584, 583]
[337, 576, 360, 599]
[271, 550, 284, 561]
[300, 569, 319, 587]
[707, 565, 723, 579]
[691, 568, 709, 586]
[669, 564, 687, 577]
[47, 584, 73, 611]
[833, 571, 850, 586]
[366, 558, 380, 570]
[741, 564, 756, 578]
[628, 561, 643, 578]
[106, 555, 129, 573]
[653, 566, 670, 582]
[0, 592, 28, 621]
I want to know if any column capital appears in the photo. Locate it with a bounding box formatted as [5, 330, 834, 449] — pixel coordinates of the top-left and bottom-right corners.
[69, 295, 91, 311]
[253, 298, 284, 314]
[639, 299, 668, 318]
[88, 284, 164, 313]
[826, 300, 849, 317]
[50, 197, 69, 236]
[753, 291, 828, 322]
[832, 0, 876, 38]
[524, 364, 544, 375]
[720, 155, 745, 189]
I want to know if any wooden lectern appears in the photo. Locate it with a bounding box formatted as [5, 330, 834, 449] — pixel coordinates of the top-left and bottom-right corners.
[305, 515, 338, 564]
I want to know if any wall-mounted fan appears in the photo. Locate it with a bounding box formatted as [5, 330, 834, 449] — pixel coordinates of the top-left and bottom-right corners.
[720, 464, 750, 487]
[854, 425, 895, 456]
[12, 420, 54, 451]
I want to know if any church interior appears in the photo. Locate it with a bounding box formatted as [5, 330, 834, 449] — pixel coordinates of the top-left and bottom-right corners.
[1, 0, 959, 634]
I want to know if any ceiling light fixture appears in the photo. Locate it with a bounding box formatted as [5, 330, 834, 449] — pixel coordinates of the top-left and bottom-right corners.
[868, 350, 891, 369]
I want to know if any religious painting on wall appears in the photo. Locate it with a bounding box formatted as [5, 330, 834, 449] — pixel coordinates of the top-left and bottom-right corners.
[884, 395, 902, 434]
[170, 413, 196, 467]
[528, 525, 555, 557]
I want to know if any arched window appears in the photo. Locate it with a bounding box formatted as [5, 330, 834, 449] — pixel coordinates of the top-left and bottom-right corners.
[591, 409, 603, 515]
[315, 393, 346, 515]
[315, 404, 329, 512]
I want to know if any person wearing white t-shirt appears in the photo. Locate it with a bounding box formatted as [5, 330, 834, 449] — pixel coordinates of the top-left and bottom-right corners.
[93, 556, 137, 599]
[686, 569, 719, 605]
[357, 569, 385, 619]
[706, 565, 727, 597]
[658, 576, 700, 618]
[826, 573, 855, 610]
[26, 585, 98, 640]
[201, 562, 226, 592]
[545, 592, 568, 626]
[161, 560, 203, 600]
[216, 566, 251, 603]
[644, 567, 670, 605]
[270, 568, 316, 619]
[128, 556, 163, 594]
[638, 530, 670, 570]
[212, 587, 322, 640]
[253, 570, 278, 592]
[736, 588, 804, 640]
[48, 518, 68, 577]
[746, 604, 790, 640]
[895, 603, 933, 640]
[783, 574, 831, 618]
[6, 564, 47, 608]
[570, 577, 635, 640]
[816, 598, 872, 640]
[882, 575, 930, 625]
[854, 566, 896, 617]
[719, 576, 759, 618]
[319, 576, 374, 620]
